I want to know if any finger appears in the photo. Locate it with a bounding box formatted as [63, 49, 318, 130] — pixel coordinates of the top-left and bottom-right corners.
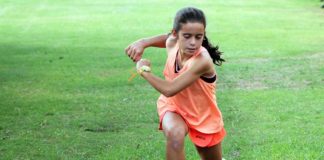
[128, 47, 134, 57]
[129, 49, 136, 62]
[134, 51, 142, 62]
[130, 48, 137, 60]
[125, 45, 131, 55]
[127, 45, 135, 57]
[132, 54, 136, 62]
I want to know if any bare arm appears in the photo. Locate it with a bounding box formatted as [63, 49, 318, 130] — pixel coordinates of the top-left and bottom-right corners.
[137, 54, 213, 97]
[140, 34, 169, 48]
[125, 34, 169, 62]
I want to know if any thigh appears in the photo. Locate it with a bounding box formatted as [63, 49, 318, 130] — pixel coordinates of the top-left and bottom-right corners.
[195, 142, 222, 160]
[162, 111, 189, 136]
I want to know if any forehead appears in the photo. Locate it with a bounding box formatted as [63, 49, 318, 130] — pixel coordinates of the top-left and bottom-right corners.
[179, 22, 205, 34]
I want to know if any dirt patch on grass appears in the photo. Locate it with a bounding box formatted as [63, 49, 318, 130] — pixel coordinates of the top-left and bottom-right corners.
[237, 79, 269, 90]
[219, 53, 323, 90]
[82, 123, 123, 133]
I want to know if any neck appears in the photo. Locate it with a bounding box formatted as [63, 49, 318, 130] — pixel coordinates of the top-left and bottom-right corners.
[179, 49, 191, 62]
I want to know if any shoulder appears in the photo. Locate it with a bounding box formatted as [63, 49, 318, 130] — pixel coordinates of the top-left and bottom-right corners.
[189, 49, 215, 75]
[166, 34, 177, 50]
[193, 49, 214, 67]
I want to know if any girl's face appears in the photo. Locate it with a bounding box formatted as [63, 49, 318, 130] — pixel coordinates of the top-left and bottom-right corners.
[176, 22, 205, 56]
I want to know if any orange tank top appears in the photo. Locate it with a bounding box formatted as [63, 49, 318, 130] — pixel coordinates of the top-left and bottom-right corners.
[157, 45, 224, 134]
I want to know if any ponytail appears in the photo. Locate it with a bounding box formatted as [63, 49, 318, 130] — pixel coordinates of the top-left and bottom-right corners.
[202, 36, 224, 66]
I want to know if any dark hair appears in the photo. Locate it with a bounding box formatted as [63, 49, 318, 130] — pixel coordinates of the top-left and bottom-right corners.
[173, 7, 225, 66]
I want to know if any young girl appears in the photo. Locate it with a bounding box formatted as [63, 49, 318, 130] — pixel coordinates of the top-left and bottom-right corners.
[125, 7, 226, 160]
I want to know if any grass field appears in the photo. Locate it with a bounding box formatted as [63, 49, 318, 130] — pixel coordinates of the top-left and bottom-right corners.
[0, 0, 323, 159]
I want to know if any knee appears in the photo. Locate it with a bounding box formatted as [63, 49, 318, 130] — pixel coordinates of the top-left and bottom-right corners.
[164, 127, 186, 150]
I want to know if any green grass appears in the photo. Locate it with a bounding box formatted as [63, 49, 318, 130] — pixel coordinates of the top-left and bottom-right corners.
[0, 0, 323, 159]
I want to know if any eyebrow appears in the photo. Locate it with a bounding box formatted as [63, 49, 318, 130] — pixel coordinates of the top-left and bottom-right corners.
[182, 33, 204, 36]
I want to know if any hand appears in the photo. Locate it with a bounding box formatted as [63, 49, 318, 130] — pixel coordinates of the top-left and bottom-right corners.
[125, 39, 146, 62]
[136, 59, 151, 71]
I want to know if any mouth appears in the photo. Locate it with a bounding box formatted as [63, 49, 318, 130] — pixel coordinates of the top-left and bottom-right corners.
[187, 48, 196, 52]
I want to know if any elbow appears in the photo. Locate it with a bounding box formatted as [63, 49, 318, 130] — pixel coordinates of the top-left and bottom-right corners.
[157, 81, 178, 97]
[162, 89, 177, 97]
[163, 92, 174, 97]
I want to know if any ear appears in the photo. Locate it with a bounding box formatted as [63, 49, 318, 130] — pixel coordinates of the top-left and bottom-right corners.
[171, 29, 178, 38]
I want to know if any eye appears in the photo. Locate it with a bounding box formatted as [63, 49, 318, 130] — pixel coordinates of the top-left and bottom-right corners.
[196, 35, 203, 40]
[183, 34, 191, 39]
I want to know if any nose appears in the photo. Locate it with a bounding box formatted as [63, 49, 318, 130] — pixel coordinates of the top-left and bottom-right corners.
[189, 37, 196, 46]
